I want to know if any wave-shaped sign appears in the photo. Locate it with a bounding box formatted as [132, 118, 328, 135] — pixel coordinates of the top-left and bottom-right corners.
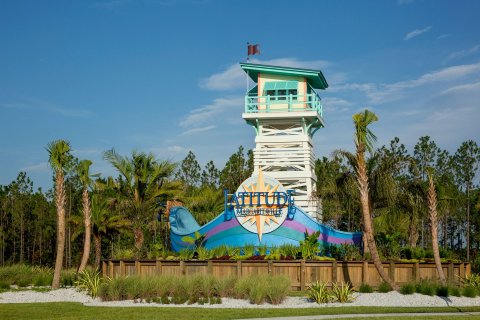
[169, 170, 362, 252]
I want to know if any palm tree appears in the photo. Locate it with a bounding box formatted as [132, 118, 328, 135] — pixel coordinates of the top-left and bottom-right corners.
[352, 110, 398, 290]
[46, 140, 72, 289]
[103, 149, 179, 250]
[77, 160, 95, 273]
[427, 171, 446, 284]
[90, 193, 130, 268]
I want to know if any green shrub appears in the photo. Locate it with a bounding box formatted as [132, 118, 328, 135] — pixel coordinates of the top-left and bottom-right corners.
[178, 248, 195, 261]
[461, 273, 480, 289]
[234, 277, 253, 299]
[196, 247, 214, 260]
[257, 245, 268, 256]
[278, 243, 299, 259]
[215, 276, 236, 297]
[331, 282, 354, 303]
[75, 269, 103, 298]
[436, 285, 449, 297]
[416, 281, 436, 296]
[378, 282, 392, 293]
[60, 269, 78, 287]
[307, 281, 332, 303]
[0, 281, 10, 290]
[400, 283, 415, 295]
[462, 286, 477, 298]
[450, 286, 461, 297]
[359, 283, 373, 293]
[265, 275, 290, 304]
[33, 273, 53, 287]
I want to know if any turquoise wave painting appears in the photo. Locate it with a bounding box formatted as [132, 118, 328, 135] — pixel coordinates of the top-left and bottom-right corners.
[169, 205, 362, 252]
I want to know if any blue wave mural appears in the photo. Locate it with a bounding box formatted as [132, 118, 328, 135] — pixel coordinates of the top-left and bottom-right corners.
[169, 206, 362, 252]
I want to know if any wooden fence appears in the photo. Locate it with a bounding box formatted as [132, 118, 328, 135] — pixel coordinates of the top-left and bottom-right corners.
[102, 259, 471, 290]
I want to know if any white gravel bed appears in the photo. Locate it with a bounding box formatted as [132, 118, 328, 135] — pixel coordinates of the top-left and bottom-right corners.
[1, 289, 480, 308]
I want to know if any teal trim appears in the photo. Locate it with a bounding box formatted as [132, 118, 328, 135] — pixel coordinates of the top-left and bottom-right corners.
[240, 63, 328, 89]
[244, 93, 323, 116]
[264, 81, 298, 91]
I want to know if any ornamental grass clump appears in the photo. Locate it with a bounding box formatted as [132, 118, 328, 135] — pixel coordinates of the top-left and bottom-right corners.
[359, 283, 373, 293]
[400, 283, 416, 295]
[307, 281, 332, 303]
[415, 281, 436, 296]
[377, 281, 393, 293]
[436, 285, 450, 297]
[265, 275, 290, 304]
[74, 269, 103, 298]
[331, 282, 354, 303]
[462, 285, 478, 298]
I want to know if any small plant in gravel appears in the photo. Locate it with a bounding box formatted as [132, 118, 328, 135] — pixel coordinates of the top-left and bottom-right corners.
[307, 281, 332, 303]
[331, 282, 354, 303]
[436, 285, 449, 297]
[415, 281, 436, 296]
[359, 283, 373, 293]
[450, 286, 461, 297]
[377, 281, 392, 293]
[462, 285, 477, 298]
[265, 275, 290, 304]
[400, 283, 416, 295]
[75, 269, 103, 298]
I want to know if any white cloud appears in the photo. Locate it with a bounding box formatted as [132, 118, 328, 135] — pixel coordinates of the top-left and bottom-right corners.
[444, 44, 480, 63]
[21, 162, 49, 172]
[179, 97, 243, 128]
[437, 34, 449, 40]
[442, 81, 480, 94]
[199, 58, 330, 91]
[322, 97, 353, 113]
[182, 125, 216, 136]
[0, 99, 93, 118]
[166, 145, 187, 154]
[404, 26, 432, 41]
[332, 61, 480, 104]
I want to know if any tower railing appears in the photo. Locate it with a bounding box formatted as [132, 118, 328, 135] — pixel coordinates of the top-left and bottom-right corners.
[244, 93, 323, 117]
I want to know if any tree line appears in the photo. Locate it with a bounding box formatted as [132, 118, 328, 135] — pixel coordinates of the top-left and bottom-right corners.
[0, 111, 479, 283]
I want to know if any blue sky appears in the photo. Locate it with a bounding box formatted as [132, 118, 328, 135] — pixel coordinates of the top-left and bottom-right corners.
[1, 0, 479, 191]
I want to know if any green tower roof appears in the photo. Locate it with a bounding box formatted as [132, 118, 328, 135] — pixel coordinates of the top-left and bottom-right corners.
[240, 62, 328, 90]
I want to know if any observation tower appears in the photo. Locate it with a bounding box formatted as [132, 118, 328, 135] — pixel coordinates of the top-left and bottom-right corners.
[240, 63, 328, 220]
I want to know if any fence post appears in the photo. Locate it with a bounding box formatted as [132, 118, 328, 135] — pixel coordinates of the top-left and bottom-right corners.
[237, 261, 242, 278]
[414, 262, 420, 282]
[448, 262, 454, 283]
[332, 261, 338, 283]
[156, 259, 162, 275]
[180, 260, 185, 276]
[120, 260, 125, 277]
[300, 260, 306, 291]
[466, 263, 471, 276]
[459, 262, 465, 279]
[362, 261, 368, 284]
[108, 260, 114, 278]
[135, 260, 140, 276]
[268, 260, 273, 274]
[207, 260, 213, 275]
[389, 262, 396, 282]
[102, 260, 107, 277]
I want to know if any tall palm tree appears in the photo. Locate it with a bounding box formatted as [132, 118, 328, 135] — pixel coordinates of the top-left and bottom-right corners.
[427, 171, 446, 284]
[77, 160, 95, 273]
[103, 149, 179, 250]
[352, 110, 398, 290]
[46, 140, 72, 289]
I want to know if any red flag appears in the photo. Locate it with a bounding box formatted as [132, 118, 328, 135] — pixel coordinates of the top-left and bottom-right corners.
[247, 44, 260, 56]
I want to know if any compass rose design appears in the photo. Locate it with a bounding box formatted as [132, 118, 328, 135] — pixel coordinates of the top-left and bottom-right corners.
[233, 169, 289, 241]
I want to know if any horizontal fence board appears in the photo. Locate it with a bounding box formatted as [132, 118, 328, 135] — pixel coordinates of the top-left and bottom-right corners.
[102, 260, 470, 290]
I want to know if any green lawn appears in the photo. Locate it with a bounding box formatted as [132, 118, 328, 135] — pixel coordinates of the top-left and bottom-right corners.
[2, 303, 480, 320]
